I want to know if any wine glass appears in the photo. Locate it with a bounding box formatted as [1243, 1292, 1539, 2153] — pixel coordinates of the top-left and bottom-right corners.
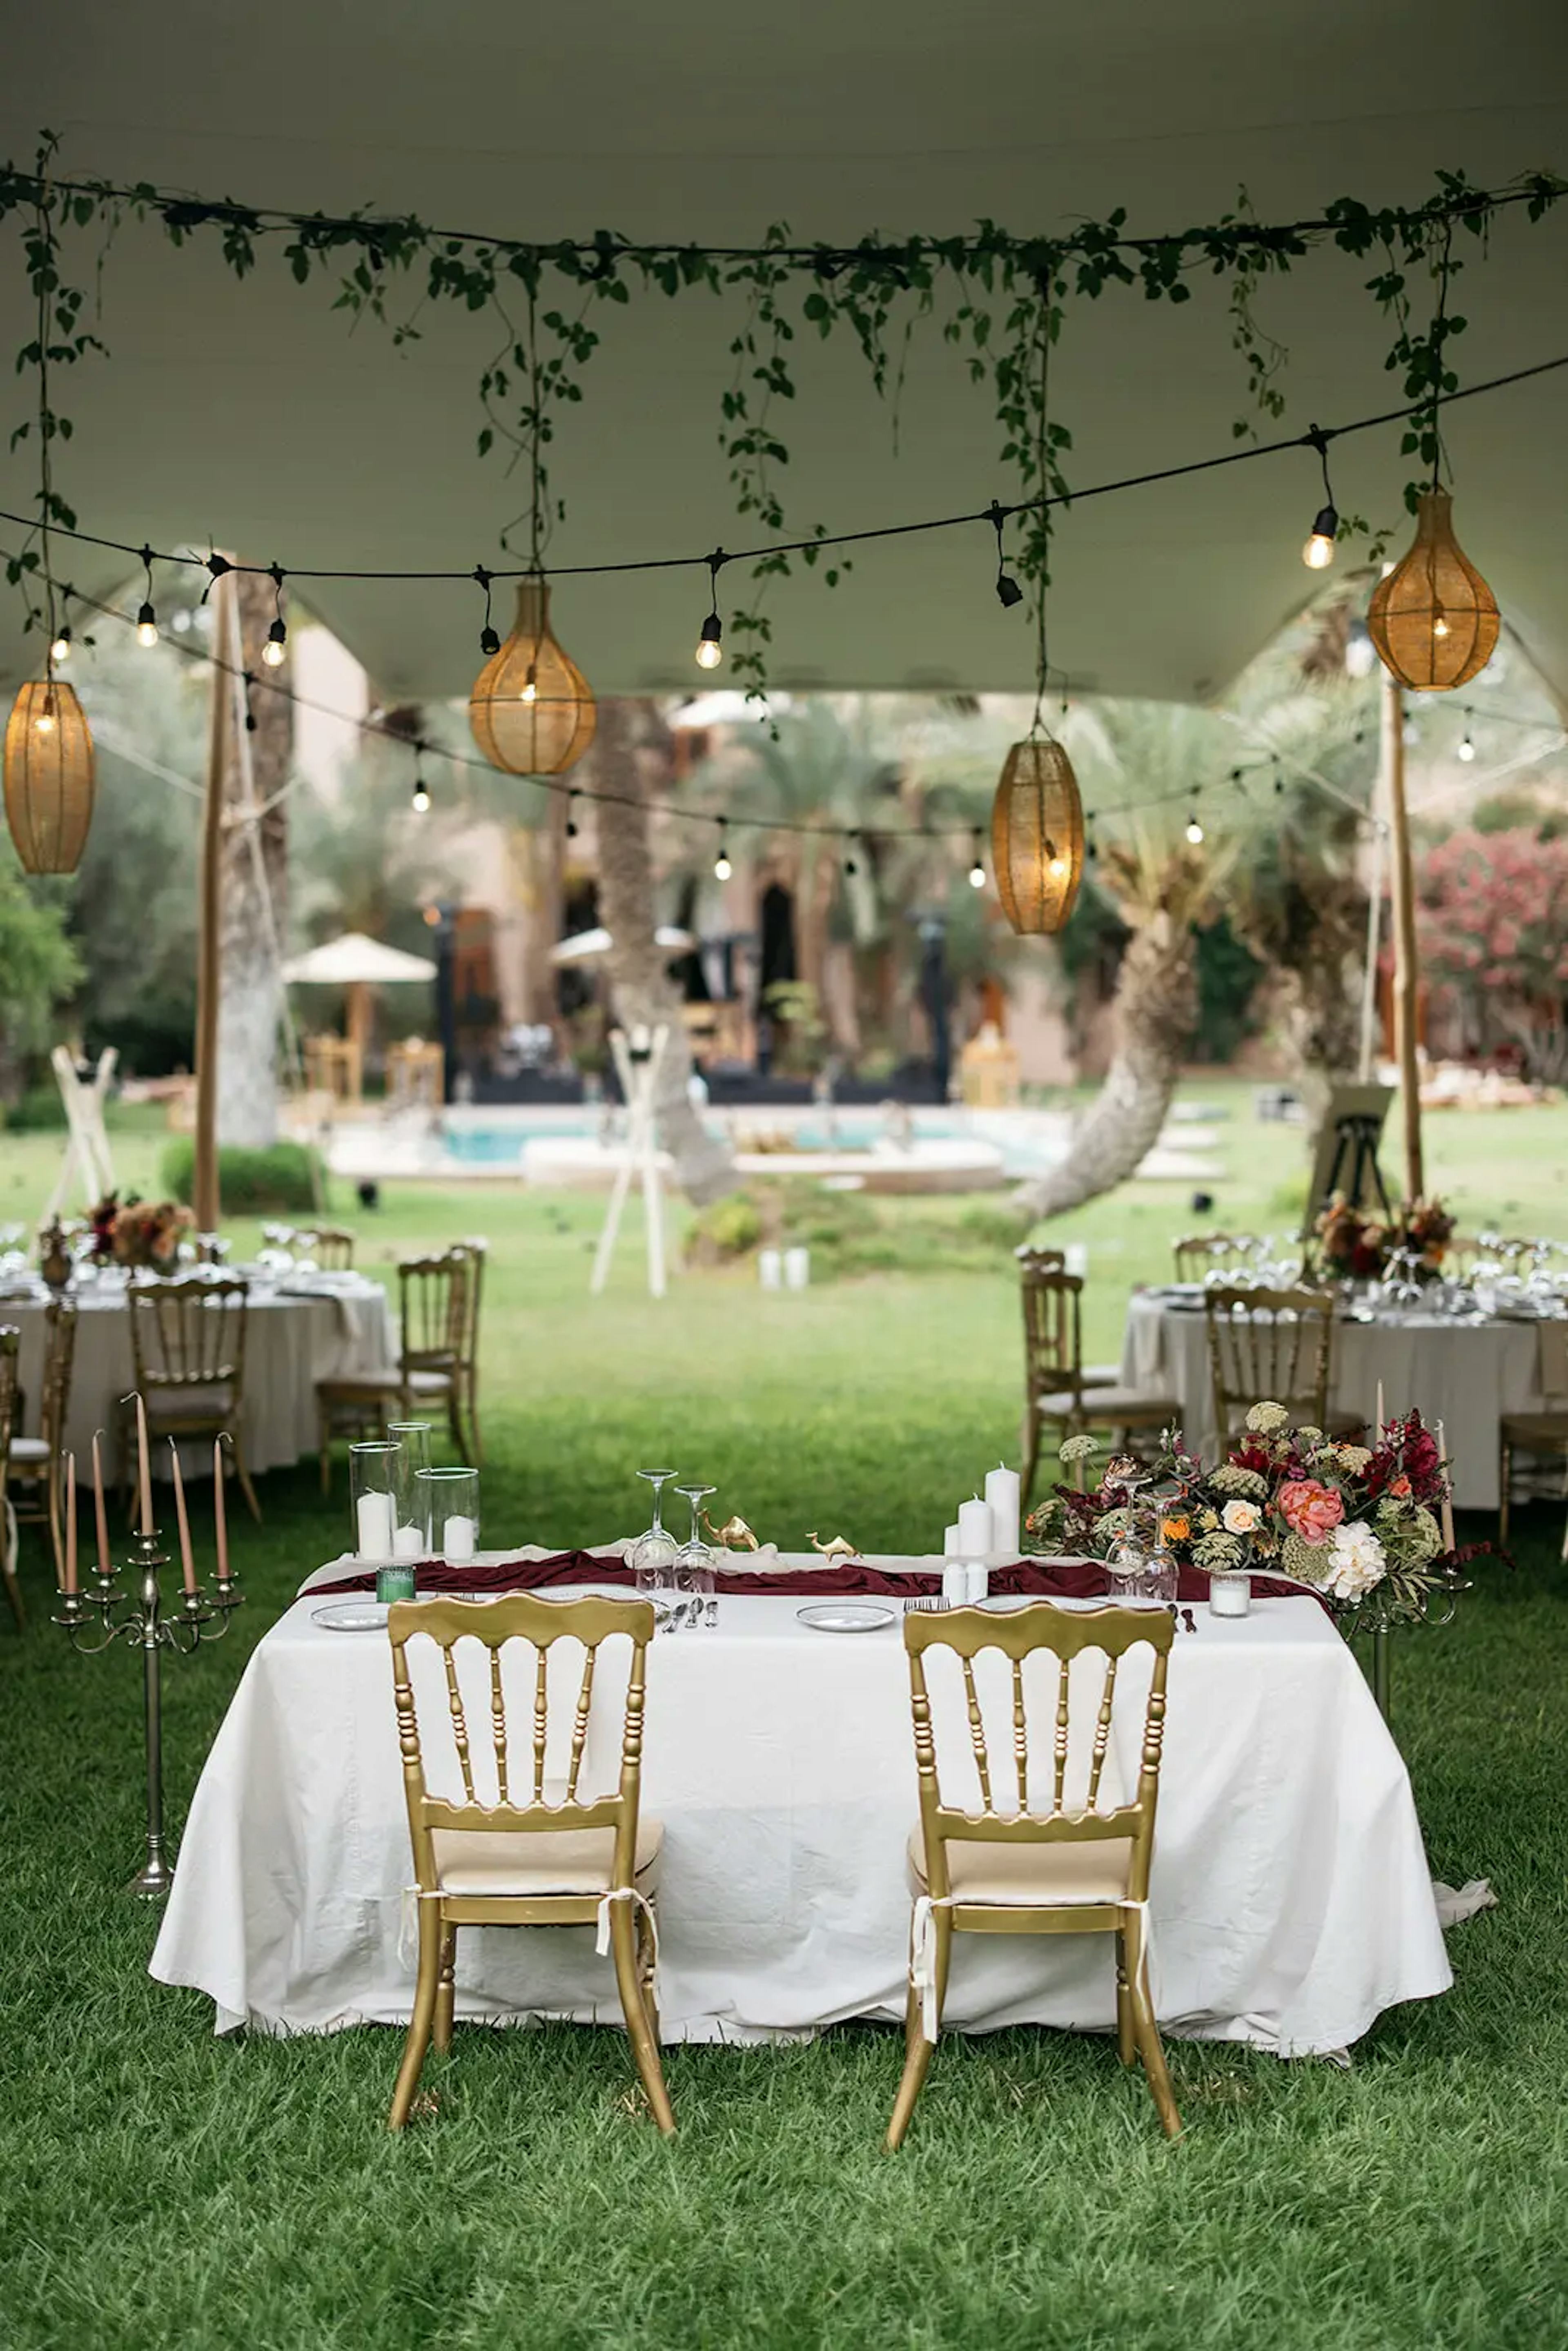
[630, 1469, 679, 1619]
[673, 1483, 717, 1630]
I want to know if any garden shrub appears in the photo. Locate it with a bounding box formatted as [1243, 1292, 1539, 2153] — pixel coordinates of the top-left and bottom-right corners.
[160, 1137, 322, 1215]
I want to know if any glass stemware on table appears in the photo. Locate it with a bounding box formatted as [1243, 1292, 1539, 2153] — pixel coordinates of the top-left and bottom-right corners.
[630, 1470, 681, 1620]
[673, 1483, 718, 1629]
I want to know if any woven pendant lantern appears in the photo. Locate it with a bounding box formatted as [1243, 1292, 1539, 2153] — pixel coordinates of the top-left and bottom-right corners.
[1366, 490, 1499, 692]
[469, 578, 596, 775]
[991, 734, 1084, 935]
[4, 680, 96, 874]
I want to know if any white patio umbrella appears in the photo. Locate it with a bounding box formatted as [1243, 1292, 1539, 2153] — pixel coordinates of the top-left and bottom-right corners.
[283, 931, 438, 1074]
[550, 925, 695, 966]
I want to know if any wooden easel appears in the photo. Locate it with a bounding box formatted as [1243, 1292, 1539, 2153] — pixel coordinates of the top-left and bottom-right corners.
[42, 1045, 118, 1220]
[590, 1024, 669, 1301]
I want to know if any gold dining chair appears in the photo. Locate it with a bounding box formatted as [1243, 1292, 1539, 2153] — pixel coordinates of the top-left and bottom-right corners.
[297, 1225, 356, 1270]
[8, 1295, 78, 1582]
[1020, 1260, 1177, 1505]
[1203, 1283, 1341, 1446]
[1499, 1320, 1568, 1550]
[387, 1593, 671, 2135]
[887, 1603, 1179, 2149]
[0, 1325, 22, 1629]
[1171, 1231, 1259, 1284]
[316, 1248, 474, 1488]
[125, 1277, 261, 1522]
[447, 1237, 486, 1466]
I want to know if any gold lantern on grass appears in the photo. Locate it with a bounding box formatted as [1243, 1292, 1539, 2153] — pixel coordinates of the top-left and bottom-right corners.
[468, 578, 596, 775]
[991, 733, 1084, 935]
[1367, 490, 1499, 692]
[4, 679, 96, 873]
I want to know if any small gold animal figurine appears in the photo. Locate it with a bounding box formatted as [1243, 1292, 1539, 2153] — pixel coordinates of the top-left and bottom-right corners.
[807, 1531, 860, 1567]
[703, 1512, 761, 1552]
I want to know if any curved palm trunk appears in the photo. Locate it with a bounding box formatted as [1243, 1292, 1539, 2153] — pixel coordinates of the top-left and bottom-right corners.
[1013, 911, 1198, 1220]
[592, 699, 737, 1207]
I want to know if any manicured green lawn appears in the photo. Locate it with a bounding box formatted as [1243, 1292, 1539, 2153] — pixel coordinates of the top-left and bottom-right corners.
[1, 1089, 1565, 2348]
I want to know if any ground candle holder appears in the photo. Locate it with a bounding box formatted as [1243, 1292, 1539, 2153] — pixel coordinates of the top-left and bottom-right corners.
[51, 1411, 242, 1899]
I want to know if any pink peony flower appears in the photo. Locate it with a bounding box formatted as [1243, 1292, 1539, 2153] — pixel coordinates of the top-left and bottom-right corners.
[1278, 1478, 1345, 1547]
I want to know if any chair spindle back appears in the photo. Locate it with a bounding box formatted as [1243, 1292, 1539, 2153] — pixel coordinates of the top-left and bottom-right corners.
[1018, 1258, 1085, 1408]
[128, 1278, 250, 1400]
[1203, 1284, 1334, 1441]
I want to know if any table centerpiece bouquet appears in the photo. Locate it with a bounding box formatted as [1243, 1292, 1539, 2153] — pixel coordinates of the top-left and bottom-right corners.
[1313, 1194, 1456, 1285]
[1027, 1404, 1468, 1633]
[89, 1191, 194, 1273]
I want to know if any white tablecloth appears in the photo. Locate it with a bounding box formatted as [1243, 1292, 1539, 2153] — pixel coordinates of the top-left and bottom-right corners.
[0, 1276, 397, 1480]
[1120, 1293, 1547, 1510]
[150, 1550, 1451, 2057]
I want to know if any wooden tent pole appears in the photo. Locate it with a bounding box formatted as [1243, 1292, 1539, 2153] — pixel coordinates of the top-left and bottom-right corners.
[1381, 665, 1424, 1201]
[193, 572, 231, 1231]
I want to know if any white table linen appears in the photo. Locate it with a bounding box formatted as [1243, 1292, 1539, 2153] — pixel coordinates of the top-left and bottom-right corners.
[0, 1274, 397, 1480]
[1121, 1292, 1544, 1509]
[150, 1548, 1451, 2057]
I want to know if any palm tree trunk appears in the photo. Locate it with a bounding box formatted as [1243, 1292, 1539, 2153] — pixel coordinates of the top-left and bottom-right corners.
[592, 699, 737, 1206]
[1012, 910, 1198, 1220]
[216, 570, 290, 1147]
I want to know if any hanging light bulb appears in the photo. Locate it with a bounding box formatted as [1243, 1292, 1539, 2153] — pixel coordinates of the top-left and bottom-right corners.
[5, 680, 96, 873]
[136, 602, 159, 649]
[844, 833, 860, 877]
[262, 617, 287, 668]
[565, 790, 579, 839]
[989, 501, 1024, 610]
[49, 621, 71, 665]
[968, 830, 987, 888]
[411, 750, 431, 815]
[469, 578, 595, 775]
[1185, 811, 1205, 845]
[695, 552, 726, 670]
[1457, 729, 1475, 763]
[1366, 490, 1498, 692]
[1303, 505, 1338, 570]
[990, 733, 1084, 936]
[474, 566, 501, 657]
[714, 820, 732, 882]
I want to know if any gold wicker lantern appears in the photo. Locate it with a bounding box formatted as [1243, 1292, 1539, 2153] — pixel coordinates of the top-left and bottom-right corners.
[4, 680, 96, 873]
[1366, 490, 1499, 692]
[991, 733, 1084, 935]
[468, 578, 596, 775]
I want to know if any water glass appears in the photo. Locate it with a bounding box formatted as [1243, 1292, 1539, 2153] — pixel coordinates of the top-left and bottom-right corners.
[349, 1440, 401, 1564]
[417, 1465, 481, 1566]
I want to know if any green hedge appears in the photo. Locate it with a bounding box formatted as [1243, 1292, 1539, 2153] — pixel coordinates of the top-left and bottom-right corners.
[160, 1138, 323, 1216]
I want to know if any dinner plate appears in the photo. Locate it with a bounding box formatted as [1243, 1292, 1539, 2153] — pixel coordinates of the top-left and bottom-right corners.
[796, 1602, 895, 1634]
[312, 1601, 391, 1632]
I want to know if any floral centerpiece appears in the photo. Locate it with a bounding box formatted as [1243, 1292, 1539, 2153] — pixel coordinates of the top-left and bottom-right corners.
[89, 1192, 194, 1272]
[1030, 1405, 1468, 1632]
[1313, 1194, 1456, 1283]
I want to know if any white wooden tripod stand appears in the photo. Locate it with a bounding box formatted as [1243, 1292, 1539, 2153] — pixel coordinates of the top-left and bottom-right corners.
[42, 1044, 118, 1222]
[590, 1024, 670, 1300]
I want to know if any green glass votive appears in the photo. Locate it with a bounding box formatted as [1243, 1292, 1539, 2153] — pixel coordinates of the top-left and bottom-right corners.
[376, 1563, 418, 1603]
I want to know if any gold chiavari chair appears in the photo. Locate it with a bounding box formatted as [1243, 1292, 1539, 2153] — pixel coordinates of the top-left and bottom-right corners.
[0, 1325, 22, 1629]
[124, 1277, 261, 1522]
[8, 1295, 78, 1581]
[445, 1238, 486, 1466]
[1203, 1283, 1344, 1445]
[387, 1593, 671, 2135]
[1171, 1231, 1259, 1284]
[297, 1225, 356, 1271]
[887, 1604, 1179, 2149]
[316, 1247, 474, 1489]
[1019, 1259, 1176, 1505]
[1499, 1321, 1568, 1551]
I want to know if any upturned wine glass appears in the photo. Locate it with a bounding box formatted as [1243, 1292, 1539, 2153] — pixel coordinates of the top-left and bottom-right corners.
[673, 1483, 717, 1629]
[630, 1469, 680, 1614]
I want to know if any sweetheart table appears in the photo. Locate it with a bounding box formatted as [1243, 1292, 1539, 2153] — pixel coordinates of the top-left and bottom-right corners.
[150, 1547, 1452, 2057]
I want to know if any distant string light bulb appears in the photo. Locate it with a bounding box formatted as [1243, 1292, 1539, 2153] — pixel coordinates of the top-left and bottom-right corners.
[262, 618, 287, 668]
[968, 830, 986, 888]
[1185, 810, 1205, 845]
[989, 501, 1024, 609]
[135, 546, 158, 647]
[50, 603, 71, 663]
[713, 819, 732, 881]
[1457, 729, 1475, 762]
[1301, 427, 1339, 569]
[565, 790, 579, 839]
[411, 748, 430, 814]
[474, 565, 500, 657]
[695, 550, 726, 669]
[844, 833, 860, 877]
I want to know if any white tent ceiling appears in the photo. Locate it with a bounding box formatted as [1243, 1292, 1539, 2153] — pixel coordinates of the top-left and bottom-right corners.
[1, 2, 1565, 706]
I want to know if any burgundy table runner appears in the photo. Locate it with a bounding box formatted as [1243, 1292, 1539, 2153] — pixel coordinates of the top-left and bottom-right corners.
[308, 1551, 1325, 1610]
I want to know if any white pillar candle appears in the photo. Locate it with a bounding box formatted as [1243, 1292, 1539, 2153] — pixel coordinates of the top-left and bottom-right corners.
[957, 1497, 993, 1560]
[942, 1563, 969, 1605]
[965, 1564, 990, 1604]
[1435, 1419, 1456, 1554]
[984, 1464, 1021, 1560]
[1375, 1380, 1386, 1443]
[393, 1523, 424, 1561]
[443, 1514, 476, 1564]
[942, 1521, 962, 1558]
[355, 1489, 396, 1562]
[784, 1245, 810, 1289]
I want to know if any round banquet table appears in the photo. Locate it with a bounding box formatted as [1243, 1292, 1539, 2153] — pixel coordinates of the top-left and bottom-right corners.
[1120, 1289, 1553, 1510]
[149, 1547, 1453, 2058]
[0, 1270, 398, 1483]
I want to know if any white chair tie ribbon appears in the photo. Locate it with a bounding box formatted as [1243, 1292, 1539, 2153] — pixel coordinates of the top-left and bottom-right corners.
[911, 1894, 955, 2044]
[1117, 1896, 1160, 2013]
[595, 1884, 661, 1979]
[397, 1883, 444, 1970]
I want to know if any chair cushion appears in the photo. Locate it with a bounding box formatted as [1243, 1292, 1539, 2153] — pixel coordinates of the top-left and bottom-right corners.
[407, 1367, 456, 1394]
[1079, 1365, 1122, 1389]
[316, 1376, 402, 1403]
[1036, 1387, 1178, 1422]
[907, 1826, 1133, 1907]
[8, 1436, 50, 1463]
[1500, 1412, 1568, 1444]
[431, 1816, 662, 1898]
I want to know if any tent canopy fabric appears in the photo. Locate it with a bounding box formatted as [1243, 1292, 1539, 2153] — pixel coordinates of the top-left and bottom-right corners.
[281, 932, 436, 986]
[1, 6, 1564, 704]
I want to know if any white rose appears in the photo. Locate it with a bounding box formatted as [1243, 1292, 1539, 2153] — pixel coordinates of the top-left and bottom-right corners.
[1222, 1499, 1261, 1535]
[1323, 1518, 1386, 1601]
